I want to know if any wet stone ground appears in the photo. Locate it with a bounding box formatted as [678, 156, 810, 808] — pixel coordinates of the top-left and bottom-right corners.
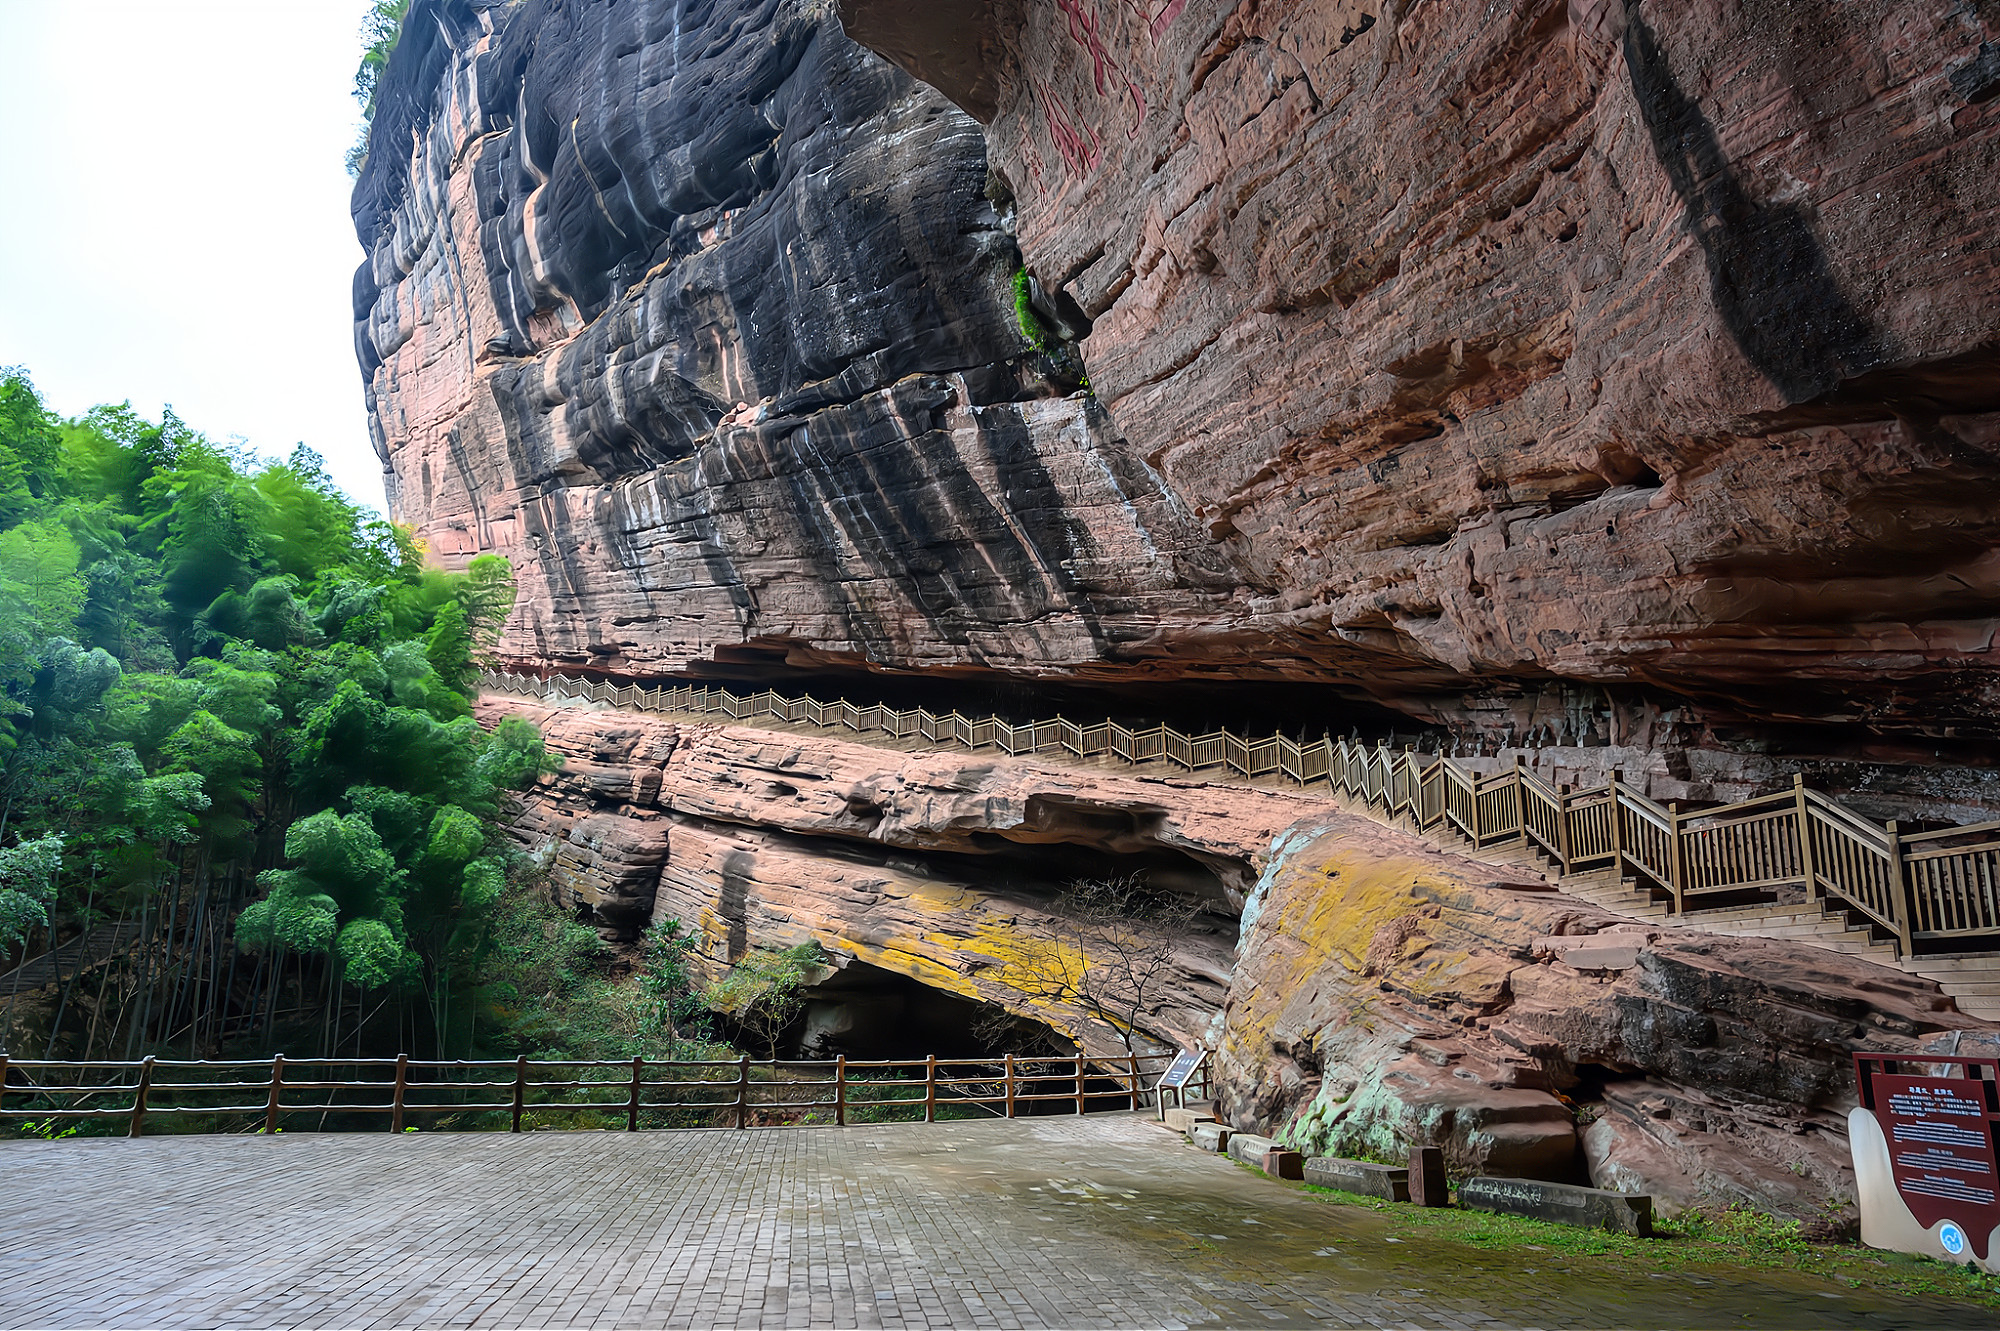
[0, 1114, 1987, 1329]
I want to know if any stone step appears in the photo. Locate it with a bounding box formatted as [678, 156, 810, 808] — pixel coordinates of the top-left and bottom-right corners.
[1481, 848, 1547, 868]
[1954, 999, 2000, 1019]
[1935, 980, 2000, 997]
[1695, 919, 1857, 939]
[1797, 935, 1901, 956]
[1902, 953, 2000, 973]
[1684, 927, 1888, 958]
[1569, 900, 1669, 920]
[1560, 876, 1652, 897]
[1673, 902, 1834, 926]
[1584, 899, 1671, 918]
[1914, 963, 2000, 983]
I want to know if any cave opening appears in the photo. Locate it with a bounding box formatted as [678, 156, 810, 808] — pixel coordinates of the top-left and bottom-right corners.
[728, 958, 1060, 1061]
[704, 959, 1147, 1117]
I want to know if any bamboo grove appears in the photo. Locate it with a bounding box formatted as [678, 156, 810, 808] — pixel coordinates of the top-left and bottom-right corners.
[0, 367, 557, 1066]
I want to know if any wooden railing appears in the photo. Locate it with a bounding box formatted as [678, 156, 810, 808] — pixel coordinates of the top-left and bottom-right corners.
[484, 671, 2000, 956]
[0, 1050, 1181, 1137]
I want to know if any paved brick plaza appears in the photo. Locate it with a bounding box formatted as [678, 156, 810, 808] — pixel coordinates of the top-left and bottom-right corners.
[0, 1114, 1987, 1329]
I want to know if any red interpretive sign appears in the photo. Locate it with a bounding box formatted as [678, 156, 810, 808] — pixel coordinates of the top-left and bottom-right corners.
[1856, 1054, 2000, 1261]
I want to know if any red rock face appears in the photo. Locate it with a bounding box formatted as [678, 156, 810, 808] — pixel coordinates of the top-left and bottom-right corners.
[1219, 817, 1995, 1215]
[359, 3, 2000, 1210]
[487, 690, 1995, 1215]
[478, 694, 1317, 1050]
[839, 0, 2000, 753]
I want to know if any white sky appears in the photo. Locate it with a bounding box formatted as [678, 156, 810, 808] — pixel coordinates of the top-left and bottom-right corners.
[0, 0, 389, 512]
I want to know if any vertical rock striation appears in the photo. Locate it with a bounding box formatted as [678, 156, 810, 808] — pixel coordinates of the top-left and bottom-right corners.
[353, 0, 1233, 687]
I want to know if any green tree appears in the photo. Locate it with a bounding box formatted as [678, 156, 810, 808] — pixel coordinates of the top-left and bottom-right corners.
[706, 942, 830, 1059]
[347, 1, 413, 173]
[0, 366, 553, 1066]
[0, 834, 62, 950]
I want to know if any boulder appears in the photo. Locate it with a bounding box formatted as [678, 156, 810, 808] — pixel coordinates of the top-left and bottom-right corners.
[1217, 819, 1987, 1216]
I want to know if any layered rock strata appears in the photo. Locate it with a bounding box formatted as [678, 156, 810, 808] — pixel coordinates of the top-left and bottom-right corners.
[836, 0, 2000, 751]
[489, 688, 1995, 1214]
[361, 0, 2000, 804]
[1220, 817, 1993, 1217]
[354, 0, 1235, 688]
[480, 695, 1307, 1051]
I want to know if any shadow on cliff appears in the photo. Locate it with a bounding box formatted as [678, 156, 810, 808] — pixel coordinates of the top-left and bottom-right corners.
[1623, 2, 1889, 401]
[721, 848, 754, 962]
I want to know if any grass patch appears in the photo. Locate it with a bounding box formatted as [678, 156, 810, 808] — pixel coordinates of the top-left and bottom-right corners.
[1279, 1170, 2000, 1307]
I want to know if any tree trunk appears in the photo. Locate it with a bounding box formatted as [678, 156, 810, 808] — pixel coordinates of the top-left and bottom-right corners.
[44, 870, 104, 1058]
[81, 906, 131, 1062]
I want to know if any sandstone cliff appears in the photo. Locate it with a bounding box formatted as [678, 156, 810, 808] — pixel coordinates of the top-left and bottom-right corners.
[355, 0, 2000, 1225]
[484, 689, 1994, 1216]
[353, 0, 1234, 692]
[359, 0, 2000, 802]
[478, 695, 1286, 1050]
[836, 0, 2000, 771]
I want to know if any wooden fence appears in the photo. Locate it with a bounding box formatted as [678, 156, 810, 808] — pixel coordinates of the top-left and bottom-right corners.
[0, 1050, 1186, 1137]
[485, 671, 2000, 956]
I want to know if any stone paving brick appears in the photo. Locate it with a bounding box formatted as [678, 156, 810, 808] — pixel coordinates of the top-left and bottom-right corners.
[0, 1114, 1990, 1328]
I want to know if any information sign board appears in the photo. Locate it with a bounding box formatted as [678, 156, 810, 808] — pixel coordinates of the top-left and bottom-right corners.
[1158, 1049, 1204, 1090]
[1855, 1054, 2000, 1263]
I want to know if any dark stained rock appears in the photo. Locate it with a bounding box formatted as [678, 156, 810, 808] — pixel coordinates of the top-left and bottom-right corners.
[353, 0, 1234, 692]
[362, 0, 2000, 816]
[836, 0, 2000, 792]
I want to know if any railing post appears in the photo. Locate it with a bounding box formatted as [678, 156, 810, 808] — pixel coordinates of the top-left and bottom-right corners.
[1127, 1054, 1139, 1111]
[511, 1055, 526, 1132]
[1667, 803, 1687, 914]
[1004, 1053, 1016, 1119]
[0, 1053, 8, 1118]
[627, 1055, 643, 1132]
[735, 1055, 750, 1129]
[1886, 821, 1914, 955]
[925, 1054, 937, 1123]
[1513, 756, 1528, 846]
[1074, 1056, 1085, 1117]
[835, 1055, 847, 1127]
[1794, 775, 1820, 902]
[1468, 769, 1484, 842]
[391, 1053, 409, 1133]
[1556, 784, 1573, 872]
[1607, 771, 1626, 886]
[263, 1054, 284, 1133]
[128, 1055, 155, 1138]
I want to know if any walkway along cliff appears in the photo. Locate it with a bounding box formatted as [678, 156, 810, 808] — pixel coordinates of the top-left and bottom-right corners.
[351, 0, 2000, 1220]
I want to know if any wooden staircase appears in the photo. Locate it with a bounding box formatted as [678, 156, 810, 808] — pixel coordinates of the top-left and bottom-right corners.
[1331, 791, 2000, 1022]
